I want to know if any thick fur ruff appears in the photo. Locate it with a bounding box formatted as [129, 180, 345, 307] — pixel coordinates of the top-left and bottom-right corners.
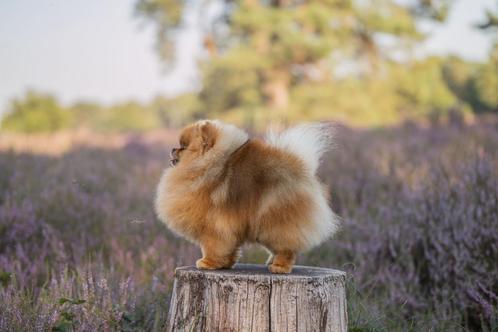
[155, 120, 339, 273]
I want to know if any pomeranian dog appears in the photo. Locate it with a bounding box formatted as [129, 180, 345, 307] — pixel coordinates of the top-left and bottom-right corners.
[155, 120, 339, 273]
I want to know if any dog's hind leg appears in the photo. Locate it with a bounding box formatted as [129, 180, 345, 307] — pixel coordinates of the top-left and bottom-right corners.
[196, 236, 240, 270]
[268, 250, 296, 274]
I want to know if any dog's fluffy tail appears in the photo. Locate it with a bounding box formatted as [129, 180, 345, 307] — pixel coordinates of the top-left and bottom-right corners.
[266, 123, 334, 174]
[266, 123, 339, 248]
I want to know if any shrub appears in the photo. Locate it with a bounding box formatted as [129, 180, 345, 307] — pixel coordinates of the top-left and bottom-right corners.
[1, 122, 497, 330]
[1, 91, 71, 133]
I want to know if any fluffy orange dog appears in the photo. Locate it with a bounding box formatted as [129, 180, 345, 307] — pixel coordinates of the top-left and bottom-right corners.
[155, 120, 338, 273]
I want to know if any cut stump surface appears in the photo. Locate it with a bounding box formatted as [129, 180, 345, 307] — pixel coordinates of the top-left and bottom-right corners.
[168, 264, 347, 332]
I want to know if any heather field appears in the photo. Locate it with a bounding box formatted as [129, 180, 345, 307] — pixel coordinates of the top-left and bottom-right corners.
[1, 120, 497, 331]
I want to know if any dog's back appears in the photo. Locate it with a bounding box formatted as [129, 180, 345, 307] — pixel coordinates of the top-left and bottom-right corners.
[216, 124, 339, 250]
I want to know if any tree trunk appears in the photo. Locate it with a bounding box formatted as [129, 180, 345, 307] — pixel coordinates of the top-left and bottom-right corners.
[167, 264, 347, 331]
[263, 69, 290, 110]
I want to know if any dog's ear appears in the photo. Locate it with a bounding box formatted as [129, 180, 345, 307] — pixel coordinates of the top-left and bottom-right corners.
[200, 122, 217, 153]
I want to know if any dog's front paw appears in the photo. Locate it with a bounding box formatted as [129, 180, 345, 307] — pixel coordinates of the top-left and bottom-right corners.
[196, 258, 222, 270]
[268, 263, 292, 274]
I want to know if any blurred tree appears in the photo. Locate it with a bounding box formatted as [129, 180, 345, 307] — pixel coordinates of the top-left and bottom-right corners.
[476, 5, 498, 30]
[469, 47, 498, 113]
[100, 101, 160, 132]
[442, 55, 498, 114]
[394, 57, 458, 119]
[441, 6, 498, 114]
[472, 4, 498, 113]
[1, 91, 70, 133]
[68, 101, 103, 130]
[136, 0, 451, 122]
[441, 56, 475, 102]
[151, 93, 201, 127]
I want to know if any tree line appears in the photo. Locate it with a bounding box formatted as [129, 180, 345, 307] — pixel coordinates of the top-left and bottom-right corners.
[1, 0, 497, 132]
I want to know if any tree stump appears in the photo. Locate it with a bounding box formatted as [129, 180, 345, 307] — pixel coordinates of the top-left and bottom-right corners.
[167, 264, 347, 332]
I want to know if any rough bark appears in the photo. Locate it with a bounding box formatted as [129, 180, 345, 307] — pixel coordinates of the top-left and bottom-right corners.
[167, 264, 347, 332]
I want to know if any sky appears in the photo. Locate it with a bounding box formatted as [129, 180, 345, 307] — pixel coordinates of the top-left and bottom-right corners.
[0, 0, 496, 111]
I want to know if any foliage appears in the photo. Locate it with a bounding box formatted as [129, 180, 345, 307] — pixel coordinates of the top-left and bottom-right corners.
[313, 125, 498, 330]
[0, 91, 209, 133]
[393, 57, 459, 118]
[135, 0, 495, 127]
[1, 91, 70, 133]
[1, 121, 497, 330]
[469, 47, 498, 113]
[442, 51, 498, 114]
[99, 101, 160, 132]
[2, 2, 497, 132]
[67, 102, 104, 130]
[200, 49, 266, 116]
[151, 93, 202, 128]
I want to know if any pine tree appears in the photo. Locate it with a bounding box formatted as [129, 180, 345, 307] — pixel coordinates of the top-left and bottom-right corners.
[136, 0, 451, 117]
